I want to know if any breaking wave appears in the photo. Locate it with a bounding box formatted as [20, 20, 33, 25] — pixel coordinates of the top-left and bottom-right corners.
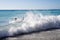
[0, 11, 60, 38]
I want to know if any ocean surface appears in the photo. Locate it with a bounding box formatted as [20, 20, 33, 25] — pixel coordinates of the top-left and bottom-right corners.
[0, 9, 60, 38]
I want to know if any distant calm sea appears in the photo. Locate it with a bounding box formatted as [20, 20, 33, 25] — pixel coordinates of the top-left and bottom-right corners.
[0, 9, 60, 38]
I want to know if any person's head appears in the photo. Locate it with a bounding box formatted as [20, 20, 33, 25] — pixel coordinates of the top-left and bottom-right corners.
[15, 18, 17, 20]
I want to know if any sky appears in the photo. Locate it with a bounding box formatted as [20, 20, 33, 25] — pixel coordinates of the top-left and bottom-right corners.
[0, 0, 60, 10]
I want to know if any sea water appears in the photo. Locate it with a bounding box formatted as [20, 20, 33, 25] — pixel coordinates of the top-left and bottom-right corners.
[0, 9, 60, 38]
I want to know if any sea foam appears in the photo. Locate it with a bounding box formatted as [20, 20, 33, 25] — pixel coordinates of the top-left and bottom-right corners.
[0, 11, 60, 38]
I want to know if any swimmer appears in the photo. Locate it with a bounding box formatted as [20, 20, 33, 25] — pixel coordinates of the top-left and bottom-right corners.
[14, 17, 24, 23]
[15, 18, 17, 21]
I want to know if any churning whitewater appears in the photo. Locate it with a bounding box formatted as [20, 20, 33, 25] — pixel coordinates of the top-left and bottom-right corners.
[0, 11, 60, 38]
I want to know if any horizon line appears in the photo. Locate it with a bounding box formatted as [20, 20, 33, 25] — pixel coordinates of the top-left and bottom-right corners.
[0, 9, 60, 10]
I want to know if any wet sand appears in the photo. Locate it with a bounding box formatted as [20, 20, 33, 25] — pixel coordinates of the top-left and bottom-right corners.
[4, 29, 60, 40]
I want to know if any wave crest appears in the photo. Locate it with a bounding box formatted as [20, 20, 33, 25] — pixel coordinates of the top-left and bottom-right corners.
[0, 12, 60, 38]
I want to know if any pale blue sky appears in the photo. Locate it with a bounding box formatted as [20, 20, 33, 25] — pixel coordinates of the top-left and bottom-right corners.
[0, 0, 60, 9]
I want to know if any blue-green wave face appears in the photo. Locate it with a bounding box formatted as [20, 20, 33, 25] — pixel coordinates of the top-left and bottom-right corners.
[0, 9, 60, 26]
[0, 9, 60, 38]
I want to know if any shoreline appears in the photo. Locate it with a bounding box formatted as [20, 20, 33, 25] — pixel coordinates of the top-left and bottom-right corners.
[2, 29, 60, 40]
[1, 29, 60, 40]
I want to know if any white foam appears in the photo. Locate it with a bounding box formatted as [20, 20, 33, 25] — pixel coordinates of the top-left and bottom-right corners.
[0, 11, 60, 38]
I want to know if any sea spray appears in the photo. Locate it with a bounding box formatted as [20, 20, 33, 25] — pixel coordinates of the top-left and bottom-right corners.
[0, 11, 60, 38]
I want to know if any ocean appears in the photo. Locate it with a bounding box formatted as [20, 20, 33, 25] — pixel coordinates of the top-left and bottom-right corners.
[0, 9, 60, 39]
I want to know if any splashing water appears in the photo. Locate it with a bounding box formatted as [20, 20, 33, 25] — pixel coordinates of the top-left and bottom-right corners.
[0, 11, 60, 38]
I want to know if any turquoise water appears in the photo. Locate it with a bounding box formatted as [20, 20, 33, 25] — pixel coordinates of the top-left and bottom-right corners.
[0, 9, 60, 38]
[0, 10, 28, 26]
[0, 10, 60, 26]
[0, 9, 60, 26]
